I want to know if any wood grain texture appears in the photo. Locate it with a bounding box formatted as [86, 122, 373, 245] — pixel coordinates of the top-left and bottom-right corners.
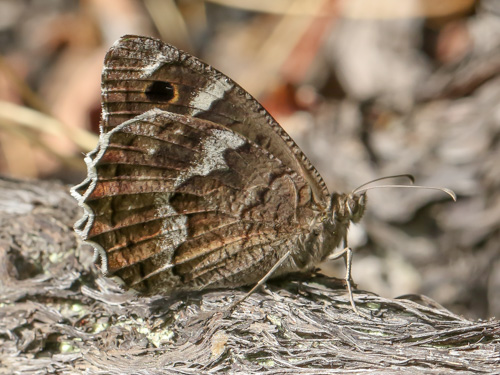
[2, 177, 499, 374]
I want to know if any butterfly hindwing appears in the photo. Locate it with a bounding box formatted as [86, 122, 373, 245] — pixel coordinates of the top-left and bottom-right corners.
[73, 109, 322, 293]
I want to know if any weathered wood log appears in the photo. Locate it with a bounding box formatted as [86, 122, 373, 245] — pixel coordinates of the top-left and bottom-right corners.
[0, 177, 498, 374]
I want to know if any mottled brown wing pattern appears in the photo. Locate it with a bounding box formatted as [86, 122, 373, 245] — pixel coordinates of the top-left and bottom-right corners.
[72, 109, 321, 293]
[101, 35, 330, 204]
[72, 35, 451, 315]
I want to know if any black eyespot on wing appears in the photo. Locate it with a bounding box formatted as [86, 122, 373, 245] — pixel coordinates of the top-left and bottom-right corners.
[146, 81, 175, 102]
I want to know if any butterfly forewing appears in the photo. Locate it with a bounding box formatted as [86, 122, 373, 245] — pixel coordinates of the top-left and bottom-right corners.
[102, 35, 329, 204]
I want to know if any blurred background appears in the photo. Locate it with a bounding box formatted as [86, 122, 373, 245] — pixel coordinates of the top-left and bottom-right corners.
[0, 0, 498, 320]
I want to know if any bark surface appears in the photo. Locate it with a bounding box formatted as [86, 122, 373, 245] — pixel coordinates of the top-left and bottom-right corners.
[0, 177, 498, 374]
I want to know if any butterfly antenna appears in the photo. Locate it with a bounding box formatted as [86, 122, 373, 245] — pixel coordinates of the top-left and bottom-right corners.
[353, 184, 457, 201]
[351, 174, 456, 202]
[352, 174, 415, 194]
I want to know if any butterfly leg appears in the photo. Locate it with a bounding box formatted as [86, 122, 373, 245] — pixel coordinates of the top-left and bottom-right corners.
[228, 250, 292, 312]
[328, 243, 370, 318]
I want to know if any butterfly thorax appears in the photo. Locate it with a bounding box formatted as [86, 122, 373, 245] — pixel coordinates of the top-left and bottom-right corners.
[301, 192, 367, 265]
[286, 192, 366, 274]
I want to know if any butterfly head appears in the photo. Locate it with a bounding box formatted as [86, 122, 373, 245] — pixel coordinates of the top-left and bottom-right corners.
[329, 192, 367, 225]
[328, 174, 457, 226]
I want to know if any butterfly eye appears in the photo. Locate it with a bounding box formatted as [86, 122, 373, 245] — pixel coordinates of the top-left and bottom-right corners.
[347, 200, 355, 216]
[145, 81, 175, 102]
[359, 194, 366, 206]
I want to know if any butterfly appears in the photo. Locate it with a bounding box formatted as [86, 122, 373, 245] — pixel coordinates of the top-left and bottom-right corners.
[71, 35, 453, 315]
